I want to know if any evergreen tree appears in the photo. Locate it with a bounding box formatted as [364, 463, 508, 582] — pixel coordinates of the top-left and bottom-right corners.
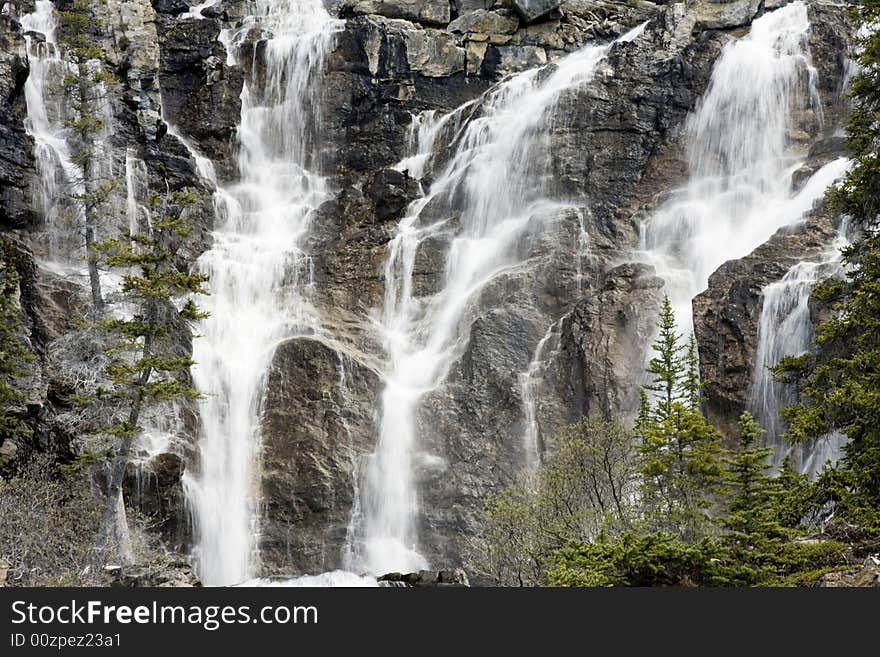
[773, 3, 880, 531]
[644, 296, 685, 421]
[57, 0, 118, 314]
[722, 413, 785, 551]
[638, 299, 724, 541]
[88, 189, 208, 561]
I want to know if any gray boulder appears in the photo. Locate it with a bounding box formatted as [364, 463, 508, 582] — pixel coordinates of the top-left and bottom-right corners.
[511, 0, 563, 24]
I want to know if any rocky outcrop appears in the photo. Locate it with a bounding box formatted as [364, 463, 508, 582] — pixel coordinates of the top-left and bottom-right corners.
[694, 209, 841, 441]
[157, 13, 243, 180]
[512, 0, 562, 24]
[378, 568, 470, 586]
[813, 556, 880, 587]
[124, 453, 189, 552]
[259, 337, 381, 575]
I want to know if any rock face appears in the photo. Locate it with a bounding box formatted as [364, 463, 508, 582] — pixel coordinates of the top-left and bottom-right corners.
[0, 12, 37, 230]
[157, 13, 243, 180]
[259, 337, 381, 575]
[0, 0, 857, 582]
[512, 0, 562, 24]
[694, 210, 840, 441]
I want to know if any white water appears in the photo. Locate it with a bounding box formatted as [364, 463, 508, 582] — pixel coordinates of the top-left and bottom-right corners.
[245, 571, 378, 587]
[21, 2, 84, 260]
[639, 2, 847, 338]
[184, 1, 341, 586]
[185, 0, 222, 20]
[347, 24, 648, 576]
[748, 223, 850, 476]
[125, 149, 151, 240]
[519, 321, 560, 475]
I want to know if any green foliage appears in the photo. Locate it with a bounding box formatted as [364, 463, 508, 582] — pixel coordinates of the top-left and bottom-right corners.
[477, 301, 860, 586]
[57, 0, 104, 62]
[467, 417, 638, 586]
[644, 296, 685, 420]
[0, 240, 35, 445]
[638, 297, 724, 541]
[549, 531, 727, 587]
[88, 188, 208, 440]
[772, 4, 880, 533]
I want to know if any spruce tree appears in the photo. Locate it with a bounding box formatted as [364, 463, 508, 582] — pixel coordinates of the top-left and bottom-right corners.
[638, 300, 724, 541]
[58, 0, 118, 314]
[773, 2, 880, 531]
[88, 188, 208, 561]
[723, 412, 784, 549]
[645, 296, 685, 421]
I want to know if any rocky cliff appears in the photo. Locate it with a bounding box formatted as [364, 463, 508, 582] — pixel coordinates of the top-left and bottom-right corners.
[0, 0, 855, 580]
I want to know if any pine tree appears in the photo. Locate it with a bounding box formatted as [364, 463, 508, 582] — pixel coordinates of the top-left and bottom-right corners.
[645, 296, 685, 421]
[88, 188, 208, 561]
[683, 333, 703, 410]
[773, 2, 880, 532]
[723, 412, 784, 548]
[638, 300, 724, 541]
[57, 0, 119, 314]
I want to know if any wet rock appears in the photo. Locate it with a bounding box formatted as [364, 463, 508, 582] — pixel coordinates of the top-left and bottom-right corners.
[150, 0, 190, 15]
[259, 337, 381, 575]
[378, 568, 470, 586]
[365, 168, 420, 221]
[557, 263, 665, 421]
[157, 15, 243, 180]
[693, 210, 839, 441]
[123, 452, 189, 551]
[0, 13, 37, 230]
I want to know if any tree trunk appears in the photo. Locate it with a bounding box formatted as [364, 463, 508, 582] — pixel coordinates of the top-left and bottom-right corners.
[94, 304, 157, 565]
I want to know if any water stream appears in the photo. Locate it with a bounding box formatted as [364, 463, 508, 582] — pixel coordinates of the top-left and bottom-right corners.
[183, 0, 342, 586]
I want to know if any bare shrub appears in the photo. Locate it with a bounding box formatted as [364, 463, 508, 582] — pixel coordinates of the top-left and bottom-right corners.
[466, 416, 639, 586]
[0, 454, 106, 586]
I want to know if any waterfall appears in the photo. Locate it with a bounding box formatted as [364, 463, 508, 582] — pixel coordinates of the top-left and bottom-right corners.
[640, 1, 848, 338]
[518, 321, 560, 475]
[183, 1, 341, 586]
[21, 1, 84, 262]
[347, 24, 648, 576]
[749, 224, 850, 476]
[125, 149, 151, 239]
[185, 0, 222, 20]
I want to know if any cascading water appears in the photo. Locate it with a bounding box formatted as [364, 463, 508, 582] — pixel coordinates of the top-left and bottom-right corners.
[184, 1, 341, 586]
[348, 24, 648, 576]
[21, 1, 84, 261]
[639, 1, 849, 338]
[749, 223, 850, 475]
[519, 322, 561, 475]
